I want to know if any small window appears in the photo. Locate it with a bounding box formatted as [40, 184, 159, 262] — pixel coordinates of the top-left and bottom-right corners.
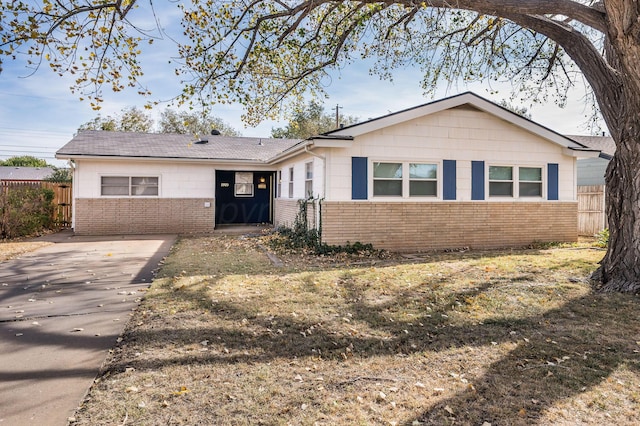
[101, 176, 158, 196]
[373, 162, 402, 196]
[519, 167, 542, 197]
[288, 167, 294, 198]
[235, 172, 254, 197]
[305, 162, 313, 197]
[276, 170, 282, 198]
[409, 163, 437, 197]
[489, 166, 513, 197]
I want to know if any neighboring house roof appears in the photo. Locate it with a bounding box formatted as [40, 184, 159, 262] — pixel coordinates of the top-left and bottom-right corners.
[320, 91, 598, 156]
[56, 130, 301, 163]
[0, 166, 55, 181]
[567, 135, 615, 160]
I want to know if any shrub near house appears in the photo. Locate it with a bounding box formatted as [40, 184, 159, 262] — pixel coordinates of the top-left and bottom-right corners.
[0, 184, 55, 239]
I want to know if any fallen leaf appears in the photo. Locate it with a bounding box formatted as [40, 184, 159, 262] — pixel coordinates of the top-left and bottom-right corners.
[444, 405, 454, 415]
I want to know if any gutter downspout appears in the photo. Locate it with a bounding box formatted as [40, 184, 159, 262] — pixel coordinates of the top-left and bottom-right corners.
[304, 144, 326, 239]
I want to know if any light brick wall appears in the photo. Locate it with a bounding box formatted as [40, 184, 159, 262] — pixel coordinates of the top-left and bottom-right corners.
[321, 201, 577, 251]
[74, 198, 214, 235]
[274, 198, 321, 230]
[274, 198, 300, 228]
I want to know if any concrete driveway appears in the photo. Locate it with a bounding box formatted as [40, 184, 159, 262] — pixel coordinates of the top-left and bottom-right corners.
[0, 231, 176, 425]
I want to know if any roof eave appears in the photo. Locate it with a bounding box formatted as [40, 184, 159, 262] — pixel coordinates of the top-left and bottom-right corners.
[55, 153, 269, 166]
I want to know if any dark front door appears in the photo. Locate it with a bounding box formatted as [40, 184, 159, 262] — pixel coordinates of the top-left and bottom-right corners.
[215, 170, 273, 224]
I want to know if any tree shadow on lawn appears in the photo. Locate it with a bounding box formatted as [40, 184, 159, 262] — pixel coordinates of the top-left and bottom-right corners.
[104, 263, 640, 425]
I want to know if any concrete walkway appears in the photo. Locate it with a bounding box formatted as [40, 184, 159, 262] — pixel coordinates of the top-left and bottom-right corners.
[0, 231, 176, 425]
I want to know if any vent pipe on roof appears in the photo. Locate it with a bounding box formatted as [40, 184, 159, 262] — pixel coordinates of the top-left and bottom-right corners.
[211, 129, 221, 135]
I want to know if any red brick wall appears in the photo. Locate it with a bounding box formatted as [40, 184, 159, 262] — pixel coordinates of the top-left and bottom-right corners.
[321, 201, 577, 251]
[74, 198, 214, 235]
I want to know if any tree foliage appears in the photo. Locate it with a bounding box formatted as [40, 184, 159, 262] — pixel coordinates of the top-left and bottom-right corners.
[78, 106, 154, 132]
[44, 167, 72, 183]
[271, 100, 358, 139]
[0, 155, 49, 167]
[78, 106, 241, 135]
[159, 109, 241, 137]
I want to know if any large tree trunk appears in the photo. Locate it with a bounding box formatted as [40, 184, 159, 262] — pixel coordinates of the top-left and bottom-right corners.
[586, 1, 640, 293]
[593, 118, 640, 293]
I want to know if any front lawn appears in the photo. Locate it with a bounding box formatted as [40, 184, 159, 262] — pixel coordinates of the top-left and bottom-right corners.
[70, 236, 640, 425]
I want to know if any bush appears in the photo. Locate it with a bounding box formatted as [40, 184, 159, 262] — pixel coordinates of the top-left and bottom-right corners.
[595, 228, 609, 248]
[0, 185, 55, 239]
[270, 199, 382, 257]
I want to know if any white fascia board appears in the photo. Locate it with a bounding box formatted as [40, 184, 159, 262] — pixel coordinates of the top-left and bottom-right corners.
[563, 148, 602, 158]
[310, 139, 353, 148]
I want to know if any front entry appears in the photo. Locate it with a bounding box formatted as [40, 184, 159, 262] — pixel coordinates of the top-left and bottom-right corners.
[215, 170, 273, 224]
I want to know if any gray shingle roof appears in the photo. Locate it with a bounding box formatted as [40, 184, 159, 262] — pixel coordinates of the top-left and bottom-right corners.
[567, 135, 615, 157]
[56, 130, 302, 162]
[0, 166, 55, 181]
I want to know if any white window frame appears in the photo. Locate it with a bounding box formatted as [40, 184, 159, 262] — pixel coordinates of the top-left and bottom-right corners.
[488, 165, 544, 199]
[288, 167, 294, 198]
[371, 161, 439, 199]
[305, 161, 313, 197]
[101, 176, 159, 197]
[276, 170, 282, 198]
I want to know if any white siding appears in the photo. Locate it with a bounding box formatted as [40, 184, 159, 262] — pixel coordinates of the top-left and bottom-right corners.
[74, 159, 275, 199]
[326, 106, 577, 202]
[275, 153, 325, 200]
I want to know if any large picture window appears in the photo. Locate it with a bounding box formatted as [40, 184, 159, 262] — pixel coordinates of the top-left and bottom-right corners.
[101, 176, 158, 196]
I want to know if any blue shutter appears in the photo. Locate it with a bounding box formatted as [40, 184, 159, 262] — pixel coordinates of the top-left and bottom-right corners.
[547, 163, 559, 200]
[471, 161, 485, 200]
[352, 157, 368, 200]
[443, 160, 456, 200]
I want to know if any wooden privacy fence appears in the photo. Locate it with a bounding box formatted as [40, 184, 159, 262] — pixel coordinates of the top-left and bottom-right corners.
[0, 181, 72, 228]
[578, 185, 606, 236]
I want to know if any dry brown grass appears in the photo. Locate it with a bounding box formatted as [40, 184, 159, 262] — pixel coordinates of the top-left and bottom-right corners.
[71, 236, 640, 425]
[0, 240, 51, 262]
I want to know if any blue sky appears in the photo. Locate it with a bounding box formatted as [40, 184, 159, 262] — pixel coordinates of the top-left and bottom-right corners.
[0, 4, 600, 167]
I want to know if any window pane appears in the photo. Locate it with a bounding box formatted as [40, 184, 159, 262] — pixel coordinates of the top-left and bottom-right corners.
[520, 182, 542, 197]
[235, 183, 254, 197]
[410, 163, 437, 179]
[102, 176, 129, 186]
[305, 162, 313, 179]
[131, 177, 158, 196]
[410, 181, 437, 196]
[131, 177, 158, 186]
[102, 186, 129, 196]
[101, 176, 129, 196]
[489, 181, 513, 196]
[373, 180, 402, 196]
[489, 166, 513, 180]
[519, 167, 542, 181]
[374, 162, 402, 179]
[236, 172, 253, 184]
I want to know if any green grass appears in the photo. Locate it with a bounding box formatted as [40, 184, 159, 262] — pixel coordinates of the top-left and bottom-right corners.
[70, 236, 640, 425]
